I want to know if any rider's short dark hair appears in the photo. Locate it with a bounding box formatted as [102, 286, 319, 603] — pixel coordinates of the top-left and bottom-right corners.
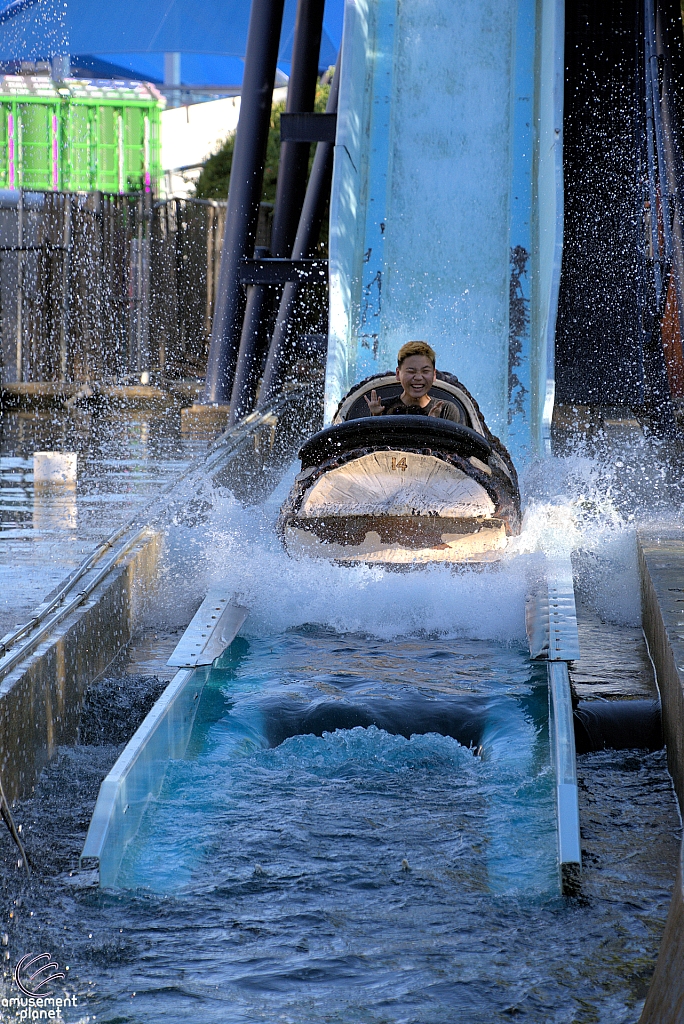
[397, 341, 436, 368]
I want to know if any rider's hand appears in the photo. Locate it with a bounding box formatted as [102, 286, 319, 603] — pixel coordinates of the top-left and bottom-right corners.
[364, 389, 383, 415]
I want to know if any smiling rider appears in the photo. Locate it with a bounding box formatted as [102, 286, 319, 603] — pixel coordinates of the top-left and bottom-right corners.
[364, 341, 462, 422]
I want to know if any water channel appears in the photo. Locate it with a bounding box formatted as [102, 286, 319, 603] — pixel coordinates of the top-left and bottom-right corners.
[0, 407, 682, 1023]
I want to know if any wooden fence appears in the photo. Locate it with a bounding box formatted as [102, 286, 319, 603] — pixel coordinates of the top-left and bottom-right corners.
[0, 190, 273, 386]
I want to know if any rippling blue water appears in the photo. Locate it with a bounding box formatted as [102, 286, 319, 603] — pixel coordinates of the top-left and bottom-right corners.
[0, 569, 677, 1023]
[119, 632, 555, 899]
[73, 630, 561, 1022]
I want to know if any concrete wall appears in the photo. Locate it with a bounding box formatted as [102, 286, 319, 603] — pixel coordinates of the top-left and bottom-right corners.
[638, 532, 684, 1024]
[0, 531, 161, 803]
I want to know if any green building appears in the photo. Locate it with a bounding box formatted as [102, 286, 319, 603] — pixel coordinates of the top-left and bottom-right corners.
[0, 75, 163, 193]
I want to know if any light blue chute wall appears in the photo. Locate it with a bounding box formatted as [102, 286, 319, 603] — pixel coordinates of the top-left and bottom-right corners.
[0, 0, 344, 69]
[326, 0, 564, 464]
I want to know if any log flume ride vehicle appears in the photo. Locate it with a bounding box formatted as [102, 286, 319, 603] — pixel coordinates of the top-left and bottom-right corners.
[278, 371, 521, 564]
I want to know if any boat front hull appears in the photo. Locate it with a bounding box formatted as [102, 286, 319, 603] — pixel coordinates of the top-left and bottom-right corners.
[282, 514, 508, 563]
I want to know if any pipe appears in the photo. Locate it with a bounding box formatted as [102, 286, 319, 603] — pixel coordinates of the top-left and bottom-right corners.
[573, 699, 663, 754]
[258, 61, 340, 408]
[271, 0, 326, 259]
[202, 0, 286, 406]
[229, 0, 326, 424]
[0, 774, 30, 877]
[229, 248, 273, 423]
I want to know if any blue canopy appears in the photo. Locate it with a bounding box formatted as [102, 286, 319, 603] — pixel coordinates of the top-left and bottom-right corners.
[0, 0, 343, 74]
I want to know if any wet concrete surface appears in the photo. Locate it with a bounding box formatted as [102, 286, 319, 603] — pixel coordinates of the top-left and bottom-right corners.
[572, 603, 658, 701]
[0, 407, 210, 638]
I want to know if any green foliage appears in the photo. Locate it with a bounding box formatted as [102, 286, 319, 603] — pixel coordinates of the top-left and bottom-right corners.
[193, 80, 331, 203]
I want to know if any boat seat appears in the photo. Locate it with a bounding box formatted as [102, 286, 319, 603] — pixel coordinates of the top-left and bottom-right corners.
[335, 374, 476, 429]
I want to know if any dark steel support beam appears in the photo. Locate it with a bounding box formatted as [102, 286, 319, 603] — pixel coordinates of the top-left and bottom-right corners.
[228, 250, 272, 424]
[239, 258, 328, 285]
[202, 0, 286, 406]
[270, 0, 326, 259]
[228, 0, 325, 423]
[258, 63, 340, 409]
[280, 112, 338, 143]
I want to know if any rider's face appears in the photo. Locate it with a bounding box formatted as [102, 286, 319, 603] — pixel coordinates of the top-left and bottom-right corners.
[396, 355, 436, 399]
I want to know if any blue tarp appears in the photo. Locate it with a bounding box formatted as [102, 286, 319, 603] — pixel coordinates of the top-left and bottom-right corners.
[0, 0, 343, 73]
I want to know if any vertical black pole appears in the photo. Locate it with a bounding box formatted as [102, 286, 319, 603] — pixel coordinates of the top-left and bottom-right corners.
[228, 0, 326, 424]
[229, 247, 272, 422]
[258, 62, 340, 408]
[202, 0, 286, 405]
[271, 0, 326, 259]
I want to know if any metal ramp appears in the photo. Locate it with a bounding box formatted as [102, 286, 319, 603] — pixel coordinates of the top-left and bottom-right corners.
[527, 556, 582, 893]
[80, 593, 247, 887]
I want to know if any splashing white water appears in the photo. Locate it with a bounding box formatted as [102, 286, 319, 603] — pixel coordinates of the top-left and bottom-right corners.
[517, 440, 683, 626]
[158, 486, 529, 642]
[154, 438, 682, 640]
